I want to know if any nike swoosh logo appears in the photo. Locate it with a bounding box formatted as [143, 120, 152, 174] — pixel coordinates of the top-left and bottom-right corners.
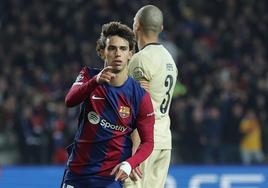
[92, 95, 105, 100]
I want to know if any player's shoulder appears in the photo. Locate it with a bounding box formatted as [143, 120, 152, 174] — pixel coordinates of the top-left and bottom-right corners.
[131, 49, 151, 64]
[83, 66, 101, 78]
[132, 44, 170, 64]
[129, 48, 154, 74]
[129, 51, 150, 78]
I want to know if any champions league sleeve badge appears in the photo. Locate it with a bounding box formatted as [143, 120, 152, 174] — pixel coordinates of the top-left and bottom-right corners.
[75, 73, 84, 83]
[133, 67, 144, 81]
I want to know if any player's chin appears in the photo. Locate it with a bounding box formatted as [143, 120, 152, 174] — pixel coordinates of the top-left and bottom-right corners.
[111, 67, 121, 74]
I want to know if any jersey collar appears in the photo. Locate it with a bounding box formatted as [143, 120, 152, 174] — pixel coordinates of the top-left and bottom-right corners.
[140, 43, 161, 50]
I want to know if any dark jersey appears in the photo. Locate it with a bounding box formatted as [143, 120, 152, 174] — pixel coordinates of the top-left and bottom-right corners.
[64, 67, 154, 182]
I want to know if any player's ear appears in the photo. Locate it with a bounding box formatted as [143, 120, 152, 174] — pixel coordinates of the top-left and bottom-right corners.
[99, 49, 106, 60]
[128, 50, 133, 61]
[136, 20, 142, 31]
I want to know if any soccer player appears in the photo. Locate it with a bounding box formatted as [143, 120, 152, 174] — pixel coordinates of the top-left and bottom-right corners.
[125, 5, 178, 188]
[61, 22, 155, 188]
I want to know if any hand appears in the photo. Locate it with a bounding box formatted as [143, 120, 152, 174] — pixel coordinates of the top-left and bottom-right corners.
[129, 166, 142, 181]
[110, 163, 129, 181]
[139, 80, 150, 92]
[96, 66, 116, 84]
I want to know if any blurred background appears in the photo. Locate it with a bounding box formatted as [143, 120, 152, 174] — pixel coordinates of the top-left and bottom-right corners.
[0, 0, 268, 187]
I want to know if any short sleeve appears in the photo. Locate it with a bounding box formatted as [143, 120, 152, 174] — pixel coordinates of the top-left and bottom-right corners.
[128, 53, 153, 81]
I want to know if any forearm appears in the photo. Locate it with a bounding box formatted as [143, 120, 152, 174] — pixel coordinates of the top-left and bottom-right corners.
[126, 92, 155, 169]
[131, 129, 141, 155]
[126, 139, 153, 169]
[127, 116, 154, 169]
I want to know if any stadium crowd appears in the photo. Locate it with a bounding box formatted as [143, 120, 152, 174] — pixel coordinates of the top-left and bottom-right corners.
[0, 0, 267, 165]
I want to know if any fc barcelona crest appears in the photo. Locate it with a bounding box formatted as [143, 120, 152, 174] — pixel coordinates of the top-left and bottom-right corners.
[119, 106, 130, 118]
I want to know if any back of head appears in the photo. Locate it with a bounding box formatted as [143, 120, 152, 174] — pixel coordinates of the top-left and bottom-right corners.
[136, 5, 163, 35]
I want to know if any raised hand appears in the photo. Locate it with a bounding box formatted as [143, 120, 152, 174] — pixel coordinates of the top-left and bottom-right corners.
[96, 66, 116, 84]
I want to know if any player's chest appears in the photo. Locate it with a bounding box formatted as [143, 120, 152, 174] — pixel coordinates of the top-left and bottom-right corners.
[86, 87, 135, 124]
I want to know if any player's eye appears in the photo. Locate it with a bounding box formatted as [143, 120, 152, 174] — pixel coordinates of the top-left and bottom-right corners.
[120, 46, 128, 51]
[107, 46, 116, 51]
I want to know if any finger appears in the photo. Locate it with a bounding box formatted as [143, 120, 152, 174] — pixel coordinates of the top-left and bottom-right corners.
[140, 84, 149, 90]
[115, 170, 124, 181]
[110, 164, 120, 175]
[139, 80, 147, 84]
[98, 77, 110, 84]
[120, 174, 129, 181]
[139, 81, 150, 91]
[97, 72, 113, 84]
[135, 167, 143, 178]
[103, 66, 114, 72]
[101, 74, 113, 81]
[129, 172, 138, 181]
[119, 171, 128, 181]
[102, 66, 116, 77]
[99, 74, 115, 83]
[105, 72, 116, 79]
[139, 80, 149, 85]
[102, 72, 116, 80]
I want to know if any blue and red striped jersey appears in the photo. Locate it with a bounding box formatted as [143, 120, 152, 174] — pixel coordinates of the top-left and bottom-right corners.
[64, 67, 154, 180]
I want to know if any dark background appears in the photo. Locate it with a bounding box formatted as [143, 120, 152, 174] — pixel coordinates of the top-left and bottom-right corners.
[0, 0, 267, 166]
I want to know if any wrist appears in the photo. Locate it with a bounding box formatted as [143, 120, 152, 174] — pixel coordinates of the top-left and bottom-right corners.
[119, 161, 132, 176]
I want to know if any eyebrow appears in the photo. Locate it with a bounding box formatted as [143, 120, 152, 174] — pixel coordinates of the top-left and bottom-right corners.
[108, 45, 128, 48]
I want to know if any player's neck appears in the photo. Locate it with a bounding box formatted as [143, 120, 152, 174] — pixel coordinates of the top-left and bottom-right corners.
[109, 69, 128, 87]
[138, 35, 158, 50]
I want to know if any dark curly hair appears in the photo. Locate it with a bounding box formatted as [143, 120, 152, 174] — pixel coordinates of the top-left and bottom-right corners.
[96, 21, 136, 58]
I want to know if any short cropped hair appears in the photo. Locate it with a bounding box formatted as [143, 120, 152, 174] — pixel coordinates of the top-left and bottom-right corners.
[136, 5, 163, 35]
[96, 21, 135, 58]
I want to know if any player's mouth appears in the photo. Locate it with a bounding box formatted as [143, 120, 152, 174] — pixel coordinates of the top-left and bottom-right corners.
[113, 60, 123, 66]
